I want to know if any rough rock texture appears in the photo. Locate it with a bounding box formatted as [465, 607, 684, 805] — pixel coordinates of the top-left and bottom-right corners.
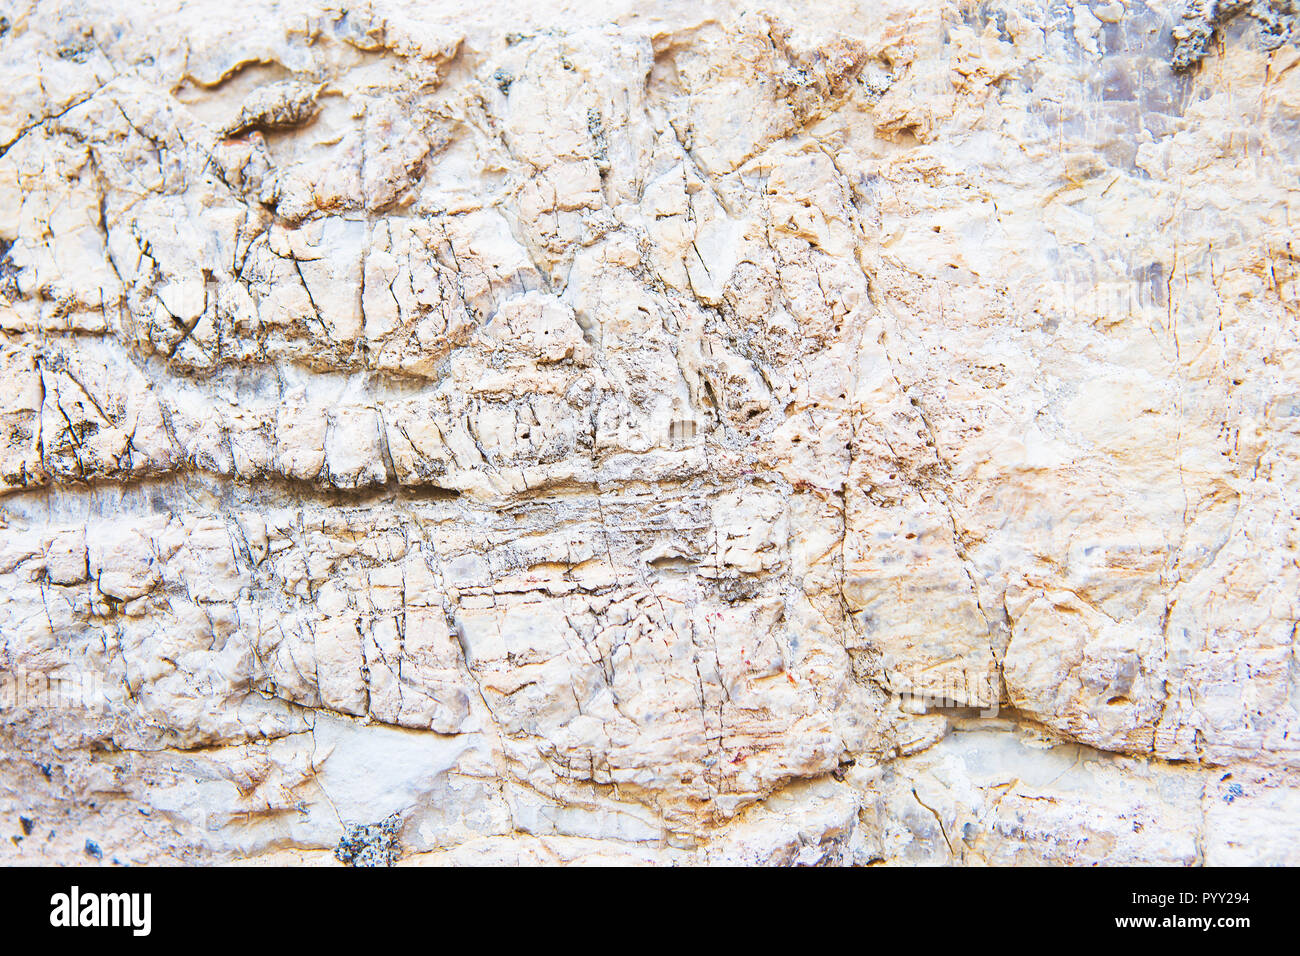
[1, 0, 1298, 866]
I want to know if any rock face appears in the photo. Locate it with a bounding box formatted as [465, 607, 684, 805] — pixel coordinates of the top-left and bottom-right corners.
[1, 0, 1298, 866]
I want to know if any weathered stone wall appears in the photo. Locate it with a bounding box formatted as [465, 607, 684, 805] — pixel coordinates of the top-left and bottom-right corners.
[1, 0, 1297, 865]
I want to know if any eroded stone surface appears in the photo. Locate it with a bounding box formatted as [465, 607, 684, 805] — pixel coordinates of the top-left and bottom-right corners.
[1, 0, 1298, 865]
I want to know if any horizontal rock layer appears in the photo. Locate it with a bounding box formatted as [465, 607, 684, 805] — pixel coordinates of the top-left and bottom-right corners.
[1, 0, 1298, 864]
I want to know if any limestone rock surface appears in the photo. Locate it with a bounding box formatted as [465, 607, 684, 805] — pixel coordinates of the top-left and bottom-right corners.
[1, 0, 1299, 865]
